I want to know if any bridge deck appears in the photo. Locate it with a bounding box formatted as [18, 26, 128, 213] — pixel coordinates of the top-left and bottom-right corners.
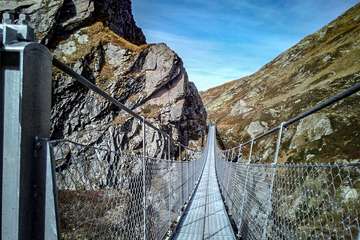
[174, 126, 235, 240]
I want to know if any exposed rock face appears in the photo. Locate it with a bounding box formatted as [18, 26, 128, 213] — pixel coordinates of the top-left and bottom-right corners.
[51, 30, 206, 155]
[202, 3, 360, 164]
[290, 113, 333, 149]
[0, 0, 146, 45]
[0, 0, 206, 155]
[1, 2, 207, 238]
[246, 121, 268, 139]
[230, 100, 252, 116]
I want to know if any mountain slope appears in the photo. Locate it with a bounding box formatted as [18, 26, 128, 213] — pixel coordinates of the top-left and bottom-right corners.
[202, 3, 360, 164]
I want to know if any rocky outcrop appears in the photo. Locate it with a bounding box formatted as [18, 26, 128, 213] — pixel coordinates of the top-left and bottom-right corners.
[0, 0, 206, 156]
[51, 30, 207, 156]
[246, 121, 268, 139]
[230, 100, 252, 116]
[290, 113, 333, 149]
[1, 2, 207, 238]
[0, 0, 146, 45]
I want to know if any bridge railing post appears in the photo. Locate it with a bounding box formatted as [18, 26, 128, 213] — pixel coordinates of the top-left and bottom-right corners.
[222, 152, 226, 202]
[187, 154, 190, 201]
[0, 13, 53, 240]
[261, 122, 285, 240]
[194, 154, 197, 182]
[228, 144, 242, 213]
[192, 155, 195, 188]
[221, 151, 227, 189]
[167, 137, 172, 233]
[226, 149, 233, 211]
[237, 139, 254, 237]
[142, 117, 147, 240]
[179, 145, 185, 206]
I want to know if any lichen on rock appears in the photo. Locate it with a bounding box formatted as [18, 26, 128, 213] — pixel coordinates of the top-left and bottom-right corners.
[290, 113, 333, 149]
[246, 121, 268, 139]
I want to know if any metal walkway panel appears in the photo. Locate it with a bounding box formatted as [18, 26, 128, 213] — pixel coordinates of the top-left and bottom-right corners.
[174, 126, 236, 240]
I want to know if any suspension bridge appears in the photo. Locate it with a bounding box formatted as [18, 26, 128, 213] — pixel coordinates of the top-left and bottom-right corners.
[174, 126, 235, 239]
[1, 14, 360, 240]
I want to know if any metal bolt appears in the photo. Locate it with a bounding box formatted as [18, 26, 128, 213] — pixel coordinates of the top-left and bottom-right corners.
[34, 137, 43, 151]
[2, 12, 14, 24]
[18, 14, 30, 25]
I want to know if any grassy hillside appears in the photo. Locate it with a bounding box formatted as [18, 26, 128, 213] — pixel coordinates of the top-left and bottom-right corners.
[202, 3, 360, 165]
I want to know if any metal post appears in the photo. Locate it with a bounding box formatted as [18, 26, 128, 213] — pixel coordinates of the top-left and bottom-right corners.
[43, 139, 59, 240]
[222, 151, 228, 188]
[179, 145, 184, 206]
[261, 122, 284, 240]
[195, 153, 198, 182]
[227, 151, 232, 190]
[1, 14, 52, 240]
[226, 149, 233, 210]
[230, 144, 241, 212]
[167, 137, 172, 232]
[237, 139, 254, 237]
[187, 154, 190, 200]
[192, 154, 195, 187]
[237, 144, 243, 162]
[142, 117, 147, 240]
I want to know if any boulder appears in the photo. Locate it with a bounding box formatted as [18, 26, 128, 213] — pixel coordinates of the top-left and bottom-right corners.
[230, 100, 252, 116]
[246, 121, 268, 139]
[290, 113, 333, 149]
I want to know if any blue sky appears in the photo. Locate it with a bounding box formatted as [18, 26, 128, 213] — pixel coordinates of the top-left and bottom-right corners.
[133, 0, 358, 91]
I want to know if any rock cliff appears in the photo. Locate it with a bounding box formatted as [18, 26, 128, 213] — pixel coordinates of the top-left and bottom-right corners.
[1, 1, 207, 238]
[0, 0, 207, 156]
[0, 0, 146, 45]
[202, 3, 360, 164]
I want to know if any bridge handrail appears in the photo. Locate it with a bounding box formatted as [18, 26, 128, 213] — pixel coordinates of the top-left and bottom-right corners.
[215, 152, 360, 239]
[214, 80, 360, 239]
[49, 138, 201, 158]
[51, 137, 207, 239]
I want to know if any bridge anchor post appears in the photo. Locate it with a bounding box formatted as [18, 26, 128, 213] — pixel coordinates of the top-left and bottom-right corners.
[0, 13, 54, 240]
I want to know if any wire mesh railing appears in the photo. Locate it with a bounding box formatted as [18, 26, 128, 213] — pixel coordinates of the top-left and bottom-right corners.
[49, 54, 208, 240]
[215, 82, 360, 239]
[50, 139, 205, 240]
[216, 147, 360, 239]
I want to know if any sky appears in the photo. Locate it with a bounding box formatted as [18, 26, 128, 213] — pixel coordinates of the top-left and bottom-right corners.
[132, 0, 358, 91]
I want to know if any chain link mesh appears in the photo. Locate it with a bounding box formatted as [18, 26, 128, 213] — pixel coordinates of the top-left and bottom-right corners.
[51, 139, 205, 240]
[215, 132, 360, 240]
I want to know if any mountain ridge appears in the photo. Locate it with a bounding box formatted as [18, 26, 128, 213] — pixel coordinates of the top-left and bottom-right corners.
[201, 3, 360, 164]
